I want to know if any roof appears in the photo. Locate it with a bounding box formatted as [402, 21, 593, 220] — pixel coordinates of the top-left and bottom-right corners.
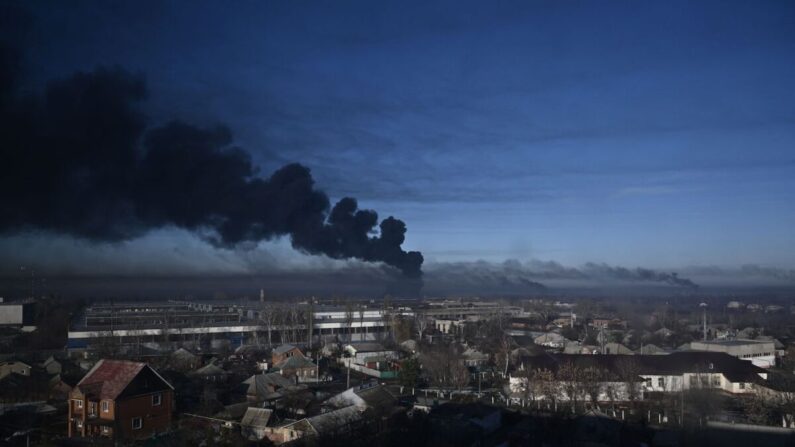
[275, 355, 316, 371]
[76, 359, 173, 400]
[346, 342, 387, 353]
[523, 352, 766, 382]
[241, 407, 273, 429]
[246, 372, 294, 397]
[354, 383, 396, 410]
[273, 344, 300, 355]
[191, 363, 228, 376]
[693, 339, 772, 347]
[462, 347, 489, 360]
[42, 356, 60, 367]
[170, 347, 198, 359]
[304, 406, 362, 435]
[214, 402, 251, 420]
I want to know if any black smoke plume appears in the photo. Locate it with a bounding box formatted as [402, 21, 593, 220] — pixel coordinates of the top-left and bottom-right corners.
[581, 262, 698, 289]
[0, 42, 423, 277]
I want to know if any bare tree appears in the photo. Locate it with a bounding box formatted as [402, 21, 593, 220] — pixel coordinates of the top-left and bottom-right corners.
[533, 368, 558, 407]
[414, 311, 428, 341]
[581, 366, 605, 408]
[259, 303, 277, 347]
[358, 304, 366, 341]
[450, 361, 470, 390]
[558, 360, 584, 411]
[616, 357, 642, 403]
[345, 301, 355, 343]
[306, 301, 315, 347]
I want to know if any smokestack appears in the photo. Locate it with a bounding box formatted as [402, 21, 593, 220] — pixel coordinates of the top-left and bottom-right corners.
[700, 302, 708, 341]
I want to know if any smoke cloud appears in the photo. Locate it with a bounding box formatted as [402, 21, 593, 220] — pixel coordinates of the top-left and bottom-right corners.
[581, 262, 698, 289]
[425, 259, 699, 291]
[0, 41, 423, 277]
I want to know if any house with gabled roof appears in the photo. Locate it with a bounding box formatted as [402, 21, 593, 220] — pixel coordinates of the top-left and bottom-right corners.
[241, 407, 274, 440]
[272, 344, 305, 365]
[243, 372, 294, 401]
[266, 405, 364, 445]
[67, 359, 174, 441]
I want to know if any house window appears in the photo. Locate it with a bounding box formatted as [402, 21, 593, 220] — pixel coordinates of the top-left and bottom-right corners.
[152, 393, 162, 406]
[689, 376, 697, 386]
[76, 400, 83, 409]
[102, 426, 110, 435]
[658, 377, 665, 388]
[712, 376, 720, 386]
[132, 417, 142, 430]
[739, 382, 746, 390]
[102, 401, 109, 413]
[76, 421, 83, 429]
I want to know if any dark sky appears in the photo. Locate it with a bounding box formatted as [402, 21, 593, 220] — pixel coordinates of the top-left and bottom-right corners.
[2, 0, 795, 295]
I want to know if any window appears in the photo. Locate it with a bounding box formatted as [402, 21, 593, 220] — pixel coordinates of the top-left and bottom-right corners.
[658, 377, 665, 388]
[152, 393, 162, 406]
[102, 426, 110, 434]
[102, 401, 109, 413]
[76, 400, 83, 409]
[689, 376, 697, 386]
[712, 376, 721, 387]
[739, 382, 746, 390]
[132, 417, 142, 430]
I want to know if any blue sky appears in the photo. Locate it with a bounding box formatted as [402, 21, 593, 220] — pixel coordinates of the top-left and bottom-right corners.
[7, 0, 795, 276]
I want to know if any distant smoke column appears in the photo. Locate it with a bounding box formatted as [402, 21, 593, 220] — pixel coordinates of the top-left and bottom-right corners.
[260, 289, 265, 303]
[700, 302, 708, 341]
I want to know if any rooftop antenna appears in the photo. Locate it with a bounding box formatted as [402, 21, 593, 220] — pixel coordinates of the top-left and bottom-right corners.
[700, 302, 708, 341]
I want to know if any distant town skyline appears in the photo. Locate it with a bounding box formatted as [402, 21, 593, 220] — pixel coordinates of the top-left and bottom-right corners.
[2, 1, 795, 290]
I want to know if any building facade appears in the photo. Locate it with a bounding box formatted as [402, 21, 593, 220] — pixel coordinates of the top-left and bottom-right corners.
[68, 360, 174, 441]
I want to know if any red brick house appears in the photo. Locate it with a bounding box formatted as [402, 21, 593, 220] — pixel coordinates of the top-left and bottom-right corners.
[271, 344, 305, 365]
[68, 359, 174, 441]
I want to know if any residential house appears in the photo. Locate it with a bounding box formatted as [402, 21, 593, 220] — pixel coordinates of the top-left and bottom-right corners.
[272, 344, 305, 365]
[67, 359, 174, 441]
[602, 342, 634, 355]
[515, 352, 768, 402]
[344, 343, 399, 364]
[637, 344, 669, 355]
[563, 342, 599, 355]
[533, 332, 569, 349]
[244, 372, 294, 402]
[266, 405, 364, 445]
[0, 360, 31, 379]
[324, 382, 397, 414]
[274, 355, 318, 381]
[241, 407, 274, 440]
[189, 363, 229, 382]
[689, 339, 776, 368]
[169, 348, 200, 371]
[41, 356, 62, 375]
[461, 346, 490, 368]
[589, 318, 627, 329]
[428, 402, 503, 445]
